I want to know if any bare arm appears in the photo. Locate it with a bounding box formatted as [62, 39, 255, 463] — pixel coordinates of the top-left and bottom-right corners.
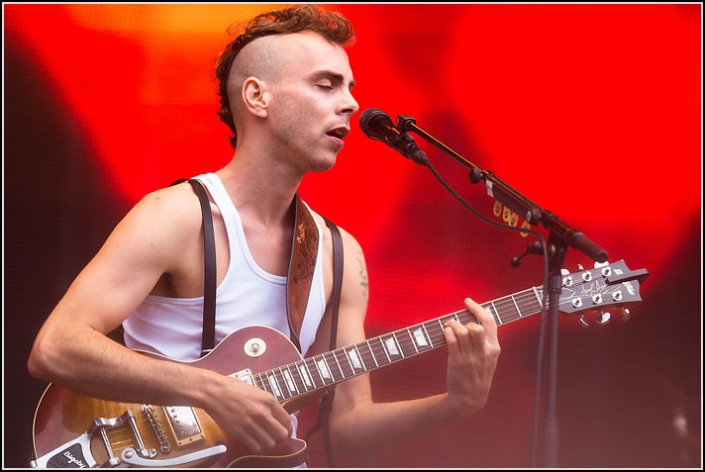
[27, 185, 292, 454]
[324, 229, 501, 458]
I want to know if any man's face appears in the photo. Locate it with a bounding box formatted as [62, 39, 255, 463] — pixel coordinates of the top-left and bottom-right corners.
[260, 31, 359, 173]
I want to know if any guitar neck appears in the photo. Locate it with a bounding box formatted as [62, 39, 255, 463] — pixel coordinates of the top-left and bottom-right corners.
[251, 286, 544, 404]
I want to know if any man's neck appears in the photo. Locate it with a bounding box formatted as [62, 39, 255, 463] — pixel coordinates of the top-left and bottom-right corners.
[216, 149, 302, 229]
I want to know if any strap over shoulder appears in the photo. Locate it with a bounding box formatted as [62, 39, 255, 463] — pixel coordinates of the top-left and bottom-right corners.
[171, 178, 216, 357]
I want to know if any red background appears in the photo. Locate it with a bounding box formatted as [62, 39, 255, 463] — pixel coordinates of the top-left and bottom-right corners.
[4, 3, 701, 467]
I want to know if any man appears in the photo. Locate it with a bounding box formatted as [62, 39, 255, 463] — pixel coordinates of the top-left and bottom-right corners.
[28, 4, 500, 466]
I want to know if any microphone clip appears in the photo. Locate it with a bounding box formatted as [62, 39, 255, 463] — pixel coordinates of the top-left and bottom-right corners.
[396, 115, 429, 166]
[396, 114, 416, 134]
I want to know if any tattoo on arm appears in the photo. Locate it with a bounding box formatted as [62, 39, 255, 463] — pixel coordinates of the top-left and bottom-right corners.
[357, 250, 369, 298]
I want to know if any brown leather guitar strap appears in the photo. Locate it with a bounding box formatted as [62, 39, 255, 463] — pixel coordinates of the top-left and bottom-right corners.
[286, 194, 320, 353]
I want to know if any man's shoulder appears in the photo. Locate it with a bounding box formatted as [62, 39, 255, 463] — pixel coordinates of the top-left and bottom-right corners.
[308, 210, 363, 256]
[129, 183, 204, 231]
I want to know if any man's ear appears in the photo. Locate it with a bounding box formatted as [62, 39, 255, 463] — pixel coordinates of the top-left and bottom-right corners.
[242, 77, 269, 118]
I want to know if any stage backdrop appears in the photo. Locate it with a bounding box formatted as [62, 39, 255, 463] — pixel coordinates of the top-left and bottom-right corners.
[4, 3, 701, 468]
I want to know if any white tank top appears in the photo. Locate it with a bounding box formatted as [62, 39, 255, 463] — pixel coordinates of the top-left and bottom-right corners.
[123, 173, 327, 361]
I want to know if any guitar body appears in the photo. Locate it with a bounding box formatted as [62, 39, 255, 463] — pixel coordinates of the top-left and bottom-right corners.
[31, 326, 310, 468]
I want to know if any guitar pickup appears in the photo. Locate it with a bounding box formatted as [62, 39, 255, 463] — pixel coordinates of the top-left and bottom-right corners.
[163, 406, 205, 448]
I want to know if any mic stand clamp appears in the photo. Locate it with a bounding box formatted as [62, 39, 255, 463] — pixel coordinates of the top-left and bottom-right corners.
[511, 241, 547, 267]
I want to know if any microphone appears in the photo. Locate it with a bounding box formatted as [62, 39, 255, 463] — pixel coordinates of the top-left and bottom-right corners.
[359, 108, 428, 165]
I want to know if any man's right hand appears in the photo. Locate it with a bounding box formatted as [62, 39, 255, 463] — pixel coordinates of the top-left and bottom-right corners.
[206, 376, 293, 453]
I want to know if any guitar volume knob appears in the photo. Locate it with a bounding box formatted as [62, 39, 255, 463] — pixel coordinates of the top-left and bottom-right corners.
[244, 338, 267, 357]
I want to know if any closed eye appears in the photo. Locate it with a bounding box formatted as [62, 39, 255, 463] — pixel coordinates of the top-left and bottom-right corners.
[310, 70, 354, 92]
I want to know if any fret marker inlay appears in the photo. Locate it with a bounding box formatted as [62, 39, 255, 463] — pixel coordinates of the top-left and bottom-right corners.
[267, 375, 282, 399]
[282, 369, 296, 393]
[384, 337, 399, 356]
[297, 364, 312, 387]
[317, 359, 331, 379]
[348, 348, 362, 370]
[413, 328, 428, 347]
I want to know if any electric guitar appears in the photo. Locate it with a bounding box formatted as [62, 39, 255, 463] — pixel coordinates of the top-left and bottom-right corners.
[30, 260, 648, 468]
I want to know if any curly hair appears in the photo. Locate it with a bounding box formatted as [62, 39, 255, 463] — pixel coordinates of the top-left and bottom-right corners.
[215, 5, 355, 148]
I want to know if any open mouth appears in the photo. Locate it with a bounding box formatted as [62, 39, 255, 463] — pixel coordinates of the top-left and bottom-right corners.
[326, 127, 350, 141]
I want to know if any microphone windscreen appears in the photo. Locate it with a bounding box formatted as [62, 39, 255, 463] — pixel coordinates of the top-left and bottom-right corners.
[359, 108, 392, 141]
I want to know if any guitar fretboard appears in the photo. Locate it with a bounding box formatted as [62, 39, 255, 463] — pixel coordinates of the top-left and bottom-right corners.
[252, 287, 545, 403]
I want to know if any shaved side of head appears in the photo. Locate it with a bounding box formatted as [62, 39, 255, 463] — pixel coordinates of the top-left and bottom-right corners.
[228, 35, 287, 119]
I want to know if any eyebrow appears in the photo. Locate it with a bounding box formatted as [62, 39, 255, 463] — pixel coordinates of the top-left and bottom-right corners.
[311, 70, 356, 90]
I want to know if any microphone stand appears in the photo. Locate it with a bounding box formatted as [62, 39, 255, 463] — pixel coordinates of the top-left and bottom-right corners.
[397, 115, 608, 467]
